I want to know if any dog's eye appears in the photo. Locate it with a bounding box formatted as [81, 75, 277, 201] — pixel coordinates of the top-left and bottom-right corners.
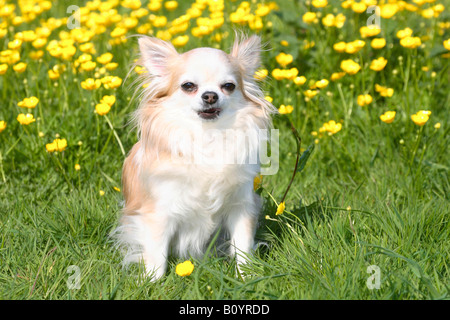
[181, 82, 197, 92]
[222, 83, 236, 92]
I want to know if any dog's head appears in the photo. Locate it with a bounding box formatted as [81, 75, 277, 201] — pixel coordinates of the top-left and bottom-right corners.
[135, 34, 275, 125]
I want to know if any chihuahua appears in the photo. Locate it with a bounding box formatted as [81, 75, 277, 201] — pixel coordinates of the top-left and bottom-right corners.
[115, 34, 275, 281]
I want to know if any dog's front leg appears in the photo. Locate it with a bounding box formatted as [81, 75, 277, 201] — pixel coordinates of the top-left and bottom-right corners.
[140, 214, 172, 282]
[226, 210, 258, 277]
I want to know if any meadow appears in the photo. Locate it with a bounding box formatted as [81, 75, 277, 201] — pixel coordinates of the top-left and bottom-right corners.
[0, 0, 449, 300]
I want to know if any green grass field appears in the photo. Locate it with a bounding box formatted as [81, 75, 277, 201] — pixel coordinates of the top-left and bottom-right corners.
[0, 0, 449, 299]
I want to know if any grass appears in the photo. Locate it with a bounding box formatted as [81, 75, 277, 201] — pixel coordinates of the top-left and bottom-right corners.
[0, 0, 449, 300]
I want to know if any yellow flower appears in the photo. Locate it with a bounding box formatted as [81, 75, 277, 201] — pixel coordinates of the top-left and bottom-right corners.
[375, 84, 394, 97]
[345, 40, 365, 54]
[101, 95, 116, 106]
[400, 36, 421, 49]
[323, 120, 342, 135]
[253, 174, 263, 191]
[370, 57, 388, 71]
[13, 62, 27, 73]
[379, 4, 398, 19]
[312, 0, 327, 8]
[265, 96, 273, 103]
[122, 0, 141, 10]
[302, 12, 317, 24]
[278, 104, 293, 114]
[75, 164, 81, 171]
[97, 53, 113, 65]
[8, 39, 22, 50]
[315, 79, 329, 89]
[351, 2, 367, 13]
[99, 190, 105, 196]
[330, 72, 345, 81]
[95, 103, 111, 116]
[396, 28, 413, 39]
[114, 186, 121, 192]
[380, 111, 396, 123]
[304, 89, 319, 98]
[164, 0, 178, 11]
[81, 78, 101, 90]
[46, 138, 67, 153]
[254, 69, 268, 80]
[80, 60, 96, 72]
[276, 202, 285, 215]
[0, 64, 7, 75]
[357, 94, 373, 106]
[411, 110, 431, 126]
[175, 260, 194, 276]
[48, 69, 60, 80]
[102, 76, 122, 89]
[371, 38, 386, 49]
[293, 76, 306, 85]
[359, 26, 381, 38]
[17, 113, 36, 125]
[171, 35, 189, 48]
[434, 122, 441, 129]
[443, 39, 450, 51]
[0, 120, 6, 133]
[18, 96, 39, 109]
[340, 59, 361, 75]
[275, 52, 293, 67]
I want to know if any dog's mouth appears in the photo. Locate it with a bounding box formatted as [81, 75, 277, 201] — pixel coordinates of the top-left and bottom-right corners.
[198, 108, 222, 120]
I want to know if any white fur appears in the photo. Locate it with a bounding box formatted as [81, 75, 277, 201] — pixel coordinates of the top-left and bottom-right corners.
[113, 35, 275, 281]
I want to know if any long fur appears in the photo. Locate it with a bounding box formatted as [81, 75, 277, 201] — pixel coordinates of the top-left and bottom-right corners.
[113, 34, 276, 281]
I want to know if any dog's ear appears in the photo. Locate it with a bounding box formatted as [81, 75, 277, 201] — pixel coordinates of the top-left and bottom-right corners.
[230, 34, 262, 77]
[138, 36, 178, 77]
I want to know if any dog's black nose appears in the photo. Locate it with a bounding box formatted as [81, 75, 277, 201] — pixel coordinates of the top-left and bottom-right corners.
[201, 91, 218, 105]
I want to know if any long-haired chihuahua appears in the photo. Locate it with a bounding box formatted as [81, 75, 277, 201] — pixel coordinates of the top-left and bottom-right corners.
[115, 34, 275, 281]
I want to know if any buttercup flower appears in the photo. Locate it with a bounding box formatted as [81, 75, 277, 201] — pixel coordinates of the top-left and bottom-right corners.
[322, 120, 342, 135]
[17, 113, 36, 125]
[276, 52, 293, 67]
[396, 28, 413, 39]
[400, 36, 421, 49]
[95, 103, 111, 116]
[13, 62, 27, 73]
[359, 26, 381, 38]
[278, 104, 293, 114]
[371, 38, 386, 49]
[18, 96, 39, 109]
[100, 95, 116, 106]
[375, 84, 394, 97]
[46, 138, 68, 152]
[175, 260, 194, 276]
[380, 111, 396, 123]
[96, 53, 113, 65]
[0, 64, 7, 75]
[312, 0, 328, 8]
[0, 120, 6, 133]
[254, 69, 268, 80]
[276, 202, 285, 215]
[315, 79, 329, 89]
[293, 76, 306, 85]
[370, 57, 388, 71]
[81, 78, 101, 90]
[253, 174, 263, 191]
[357, 94, 373, 106]
[302, 12, 317, 24]
[443, 39, 450, 51]
[411, 110, 431, 126]
[340, 59, 361, 75]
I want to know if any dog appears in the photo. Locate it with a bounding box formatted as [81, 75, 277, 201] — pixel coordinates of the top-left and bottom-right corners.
[115, 34, 275, 281]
